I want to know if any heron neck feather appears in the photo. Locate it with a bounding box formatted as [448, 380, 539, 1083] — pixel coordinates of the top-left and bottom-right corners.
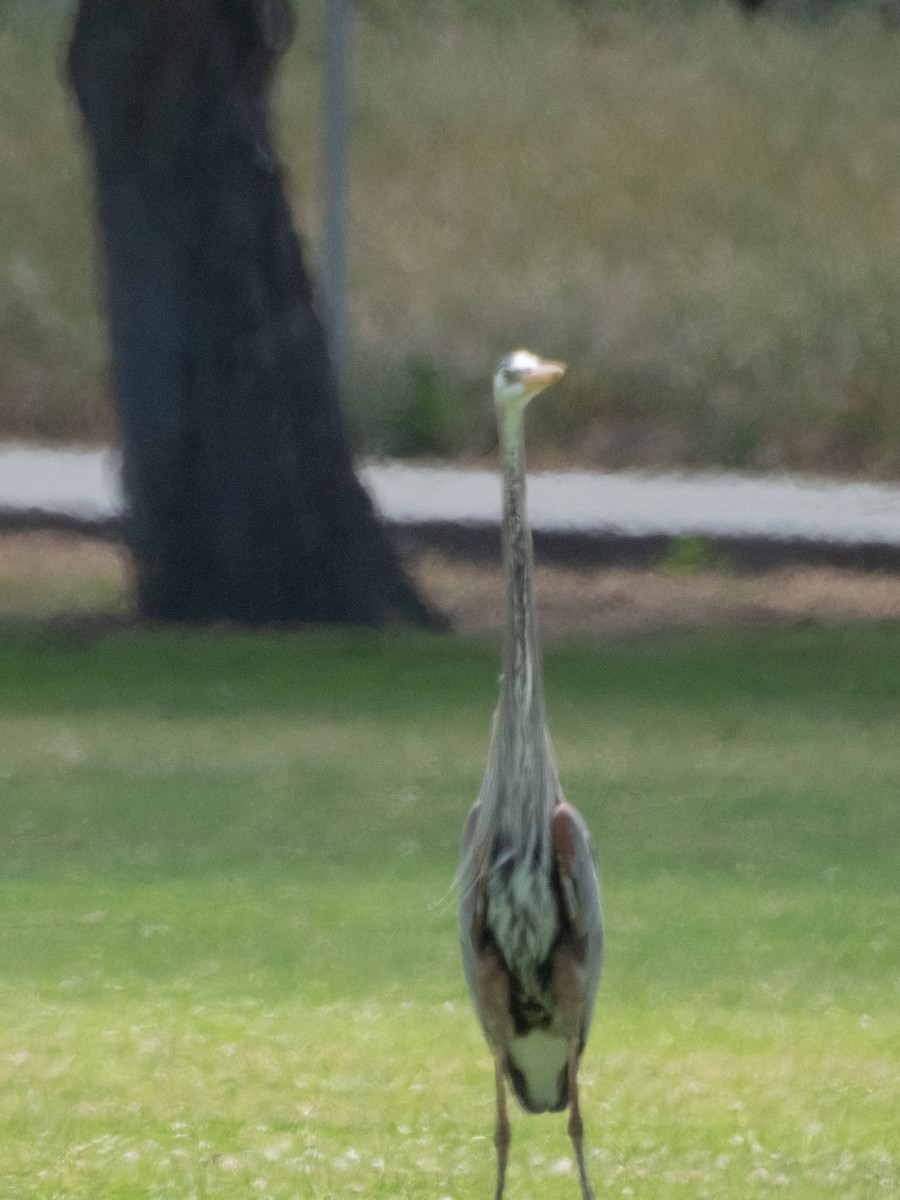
[496, 404, 550, 777]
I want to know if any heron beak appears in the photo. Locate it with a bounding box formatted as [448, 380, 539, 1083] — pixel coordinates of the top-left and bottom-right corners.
[523, 359, 566, 395]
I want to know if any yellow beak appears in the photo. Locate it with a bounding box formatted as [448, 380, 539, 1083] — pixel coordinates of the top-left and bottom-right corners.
[523, 359, 566, 393]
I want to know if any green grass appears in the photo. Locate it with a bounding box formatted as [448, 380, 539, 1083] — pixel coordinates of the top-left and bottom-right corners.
[0, 622, 898, 1197]
[5, 1, 900, 473]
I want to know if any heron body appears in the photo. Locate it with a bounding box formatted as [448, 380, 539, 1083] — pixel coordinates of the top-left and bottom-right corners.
[459, 351, 604, 1199]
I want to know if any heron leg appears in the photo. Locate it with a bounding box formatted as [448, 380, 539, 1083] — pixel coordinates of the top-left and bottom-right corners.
[549, 940, 594, 1198]
[493, 1052, 511, 1200]
[566, 1041, 593, 1200]
[474, 948, 512, 1200]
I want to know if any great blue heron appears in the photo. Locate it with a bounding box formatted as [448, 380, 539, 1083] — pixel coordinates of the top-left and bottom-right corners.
[458, 350, 604, 1200]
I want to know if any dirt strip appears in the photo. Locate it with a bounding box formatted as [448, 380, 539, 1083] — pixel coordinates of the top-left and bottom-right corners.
[3, 531, 900, 636]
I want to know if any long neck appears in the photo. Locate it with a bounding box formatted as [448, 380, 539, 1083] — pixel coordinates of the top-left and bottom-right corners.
[496, 405, 549, 758]
[465, 403, 557, 874]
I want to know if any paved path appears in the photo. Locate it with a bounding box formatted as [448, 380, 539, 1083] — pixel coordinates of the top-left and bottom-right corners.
[367, 462, 900, 547]
[2, 443, 900, 548]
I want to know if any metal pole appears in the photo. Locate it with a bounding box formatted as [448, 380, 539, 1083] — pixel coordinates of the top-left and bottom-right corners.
[321, 0, 353, 385]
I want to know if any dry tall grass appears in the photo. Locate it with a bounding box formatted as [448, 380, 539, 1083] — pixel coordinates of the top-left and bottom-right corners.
[4, 1, 900, 473]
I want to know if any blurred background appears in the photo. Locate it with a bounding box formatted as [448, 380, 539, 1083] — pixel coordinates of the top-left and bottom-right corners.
[4, 0, 900, 474]
[4, 0, 900, 629]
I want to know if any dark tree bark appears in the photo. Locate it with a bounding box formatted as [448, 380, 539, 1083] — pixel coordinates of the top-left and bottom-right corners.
[68, 0, 440, 628]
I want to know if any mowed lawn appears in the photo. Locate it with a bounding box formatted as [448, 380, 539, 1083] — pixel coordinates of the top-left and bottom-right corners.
[0, 625, 897, 1198]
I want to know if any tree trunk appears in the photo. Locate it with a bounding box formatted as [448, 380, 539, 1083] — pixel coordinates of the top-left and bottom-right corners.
[68, 0, 440, 628]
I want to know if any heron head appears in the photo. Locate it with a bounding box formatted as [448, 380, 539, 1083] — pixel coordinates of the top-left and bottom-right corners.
[493, 349, 566, 416]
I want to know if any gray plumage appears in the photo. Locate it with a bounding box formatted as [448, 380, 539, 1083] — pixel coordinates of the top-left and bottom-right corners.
[458, 351, 603, 1200]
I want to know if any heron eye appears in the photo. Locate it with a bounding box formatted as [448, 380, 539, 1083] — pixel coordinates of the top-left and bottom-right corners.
[502, 369, 519, 384]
